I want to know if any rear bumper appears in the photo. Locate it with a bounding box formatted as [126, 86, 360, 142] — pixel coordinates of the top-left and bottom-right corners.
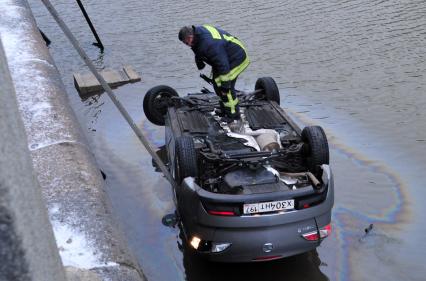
[192, 211, 331, 262]
[177, 166, 334, 262]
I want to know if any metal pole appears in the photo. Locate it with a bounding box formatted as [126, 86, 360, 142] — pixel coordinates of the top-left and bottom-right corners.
[75, 0, 104, 51]
[41, 0, 178, 190]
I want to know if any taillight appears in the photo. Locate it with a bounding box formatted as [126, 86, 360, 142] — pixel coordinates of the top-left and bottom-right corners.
[296, 192, 327, 209]
[302, 224, 332, 241]
[253, 255, 282, 261]
[208, 210, 236, 216]
[202, 201, 239, 216]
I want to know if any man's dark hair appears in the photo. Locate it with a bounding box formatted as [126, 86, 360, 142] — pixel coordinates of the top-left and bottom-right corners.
[178, 26, 193, 42]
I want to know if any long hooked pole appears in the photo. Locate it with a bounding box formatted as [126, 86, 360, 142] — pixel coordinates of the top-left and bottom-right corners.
[41, 0, 178, 191]
[75, 0, 104, 51]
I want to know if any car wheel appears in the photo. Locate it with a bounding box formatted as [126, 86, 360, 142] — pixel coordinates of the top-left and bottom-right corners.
[255, 77, 280, 105]
[301, 126, 329, 177]
[143, 85, 178, 125]
[175, 136, 198, 183]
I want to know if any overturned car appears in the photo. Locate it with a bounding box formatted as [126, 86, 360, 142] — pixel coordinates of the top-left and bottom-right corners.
[143, 77, 334, 262]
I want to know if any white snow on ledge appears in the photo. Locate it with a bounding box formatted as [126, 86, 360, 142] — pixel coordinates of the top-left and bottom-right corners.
[49, 205, 118, 269]
[1, 1, 119, 272]
[0, 0, 74, 149]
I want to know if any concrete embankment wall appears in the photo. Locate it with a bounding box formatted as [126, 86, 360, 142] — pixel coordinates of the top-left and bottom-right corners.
[0, 35, 67, 281]
[0, 1, 146, 280]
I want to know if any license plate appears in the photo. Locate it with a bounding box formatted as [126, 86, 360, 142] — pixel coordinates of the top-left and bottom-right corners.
[243, 200, 294, 214]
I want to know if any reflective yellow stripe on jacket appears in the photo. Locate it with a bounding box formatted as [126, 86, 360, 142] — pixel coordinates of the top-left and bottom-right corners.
[202, 25, 250, 87]
[203, 24, 221, 39]
[224, 92, 239, 114]
[214, 55, 250, 87]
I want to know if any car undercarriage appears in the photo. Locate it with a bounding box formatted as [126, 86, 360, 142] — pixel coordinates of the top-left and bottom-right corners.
[143, 77, 334, 262]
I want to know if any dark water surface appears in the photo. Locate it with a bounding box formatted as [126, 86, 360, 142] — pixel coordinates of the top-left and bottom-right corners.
[29, 0, 426, 280]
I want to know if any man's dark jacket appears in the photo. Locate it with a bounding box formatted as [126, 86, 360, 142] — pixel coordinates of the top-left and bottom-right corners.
[191, 25, 249, 90]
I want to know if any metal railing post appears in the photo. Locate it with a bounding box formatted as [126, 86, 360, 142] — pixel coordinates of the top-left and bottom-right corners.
[76, 0, 104, 50]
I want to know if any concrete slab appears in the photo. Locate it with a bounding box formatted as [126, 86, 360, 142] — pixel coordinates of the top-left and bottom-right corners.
[74, 66, 141, 94]
[123, 65, 141, 82]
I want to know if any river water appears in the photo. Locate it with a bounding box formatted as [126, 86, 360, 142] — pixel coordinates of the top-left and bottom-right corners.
[29, 0, 426, 280]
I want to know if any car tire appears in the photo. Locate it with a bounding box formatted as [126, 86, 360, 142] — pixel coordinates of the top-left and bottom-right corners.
[143, 85, 179, 125]
[255, 77, 280, 105]
[175, 136, 198, 183]
[301, 126, 329, 177]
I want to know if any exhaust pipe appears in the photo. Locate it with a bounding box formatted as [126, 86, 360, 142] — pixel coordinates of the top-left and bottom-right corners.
[279, 171, 321, 188]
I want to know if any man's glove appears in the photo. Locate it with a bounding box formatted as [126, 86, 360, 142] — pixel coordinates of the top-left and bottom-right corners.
[195, 56, 205, 70]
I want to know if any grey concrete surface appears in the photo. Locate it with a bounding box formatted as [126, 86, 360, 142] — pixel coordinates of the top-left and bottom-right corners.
[65, 267, 102, 281]
[0, 38, 67, 281]
[123, 65, 141, 82]
[0, 1, 146, 280]
[73, 66, 141, 94]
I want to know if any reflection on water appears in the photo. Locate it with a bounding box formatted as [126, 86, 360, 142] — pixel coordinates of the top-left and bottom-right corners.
[183, 249, 328, 281]
[28, 0, 426, 280]
[92, 50, 105, 69]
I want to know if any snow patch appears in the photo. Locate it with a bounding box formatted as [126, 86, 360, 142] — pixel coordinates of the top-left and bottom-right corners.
[49, 205, 118, 269]
[30, 101, 52, 119]
[0, 1, 74, 149]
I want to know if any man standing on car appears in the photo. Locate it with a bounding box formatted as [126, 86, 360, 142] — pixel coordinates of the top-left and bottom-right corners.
[178, 25, 250, 121]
